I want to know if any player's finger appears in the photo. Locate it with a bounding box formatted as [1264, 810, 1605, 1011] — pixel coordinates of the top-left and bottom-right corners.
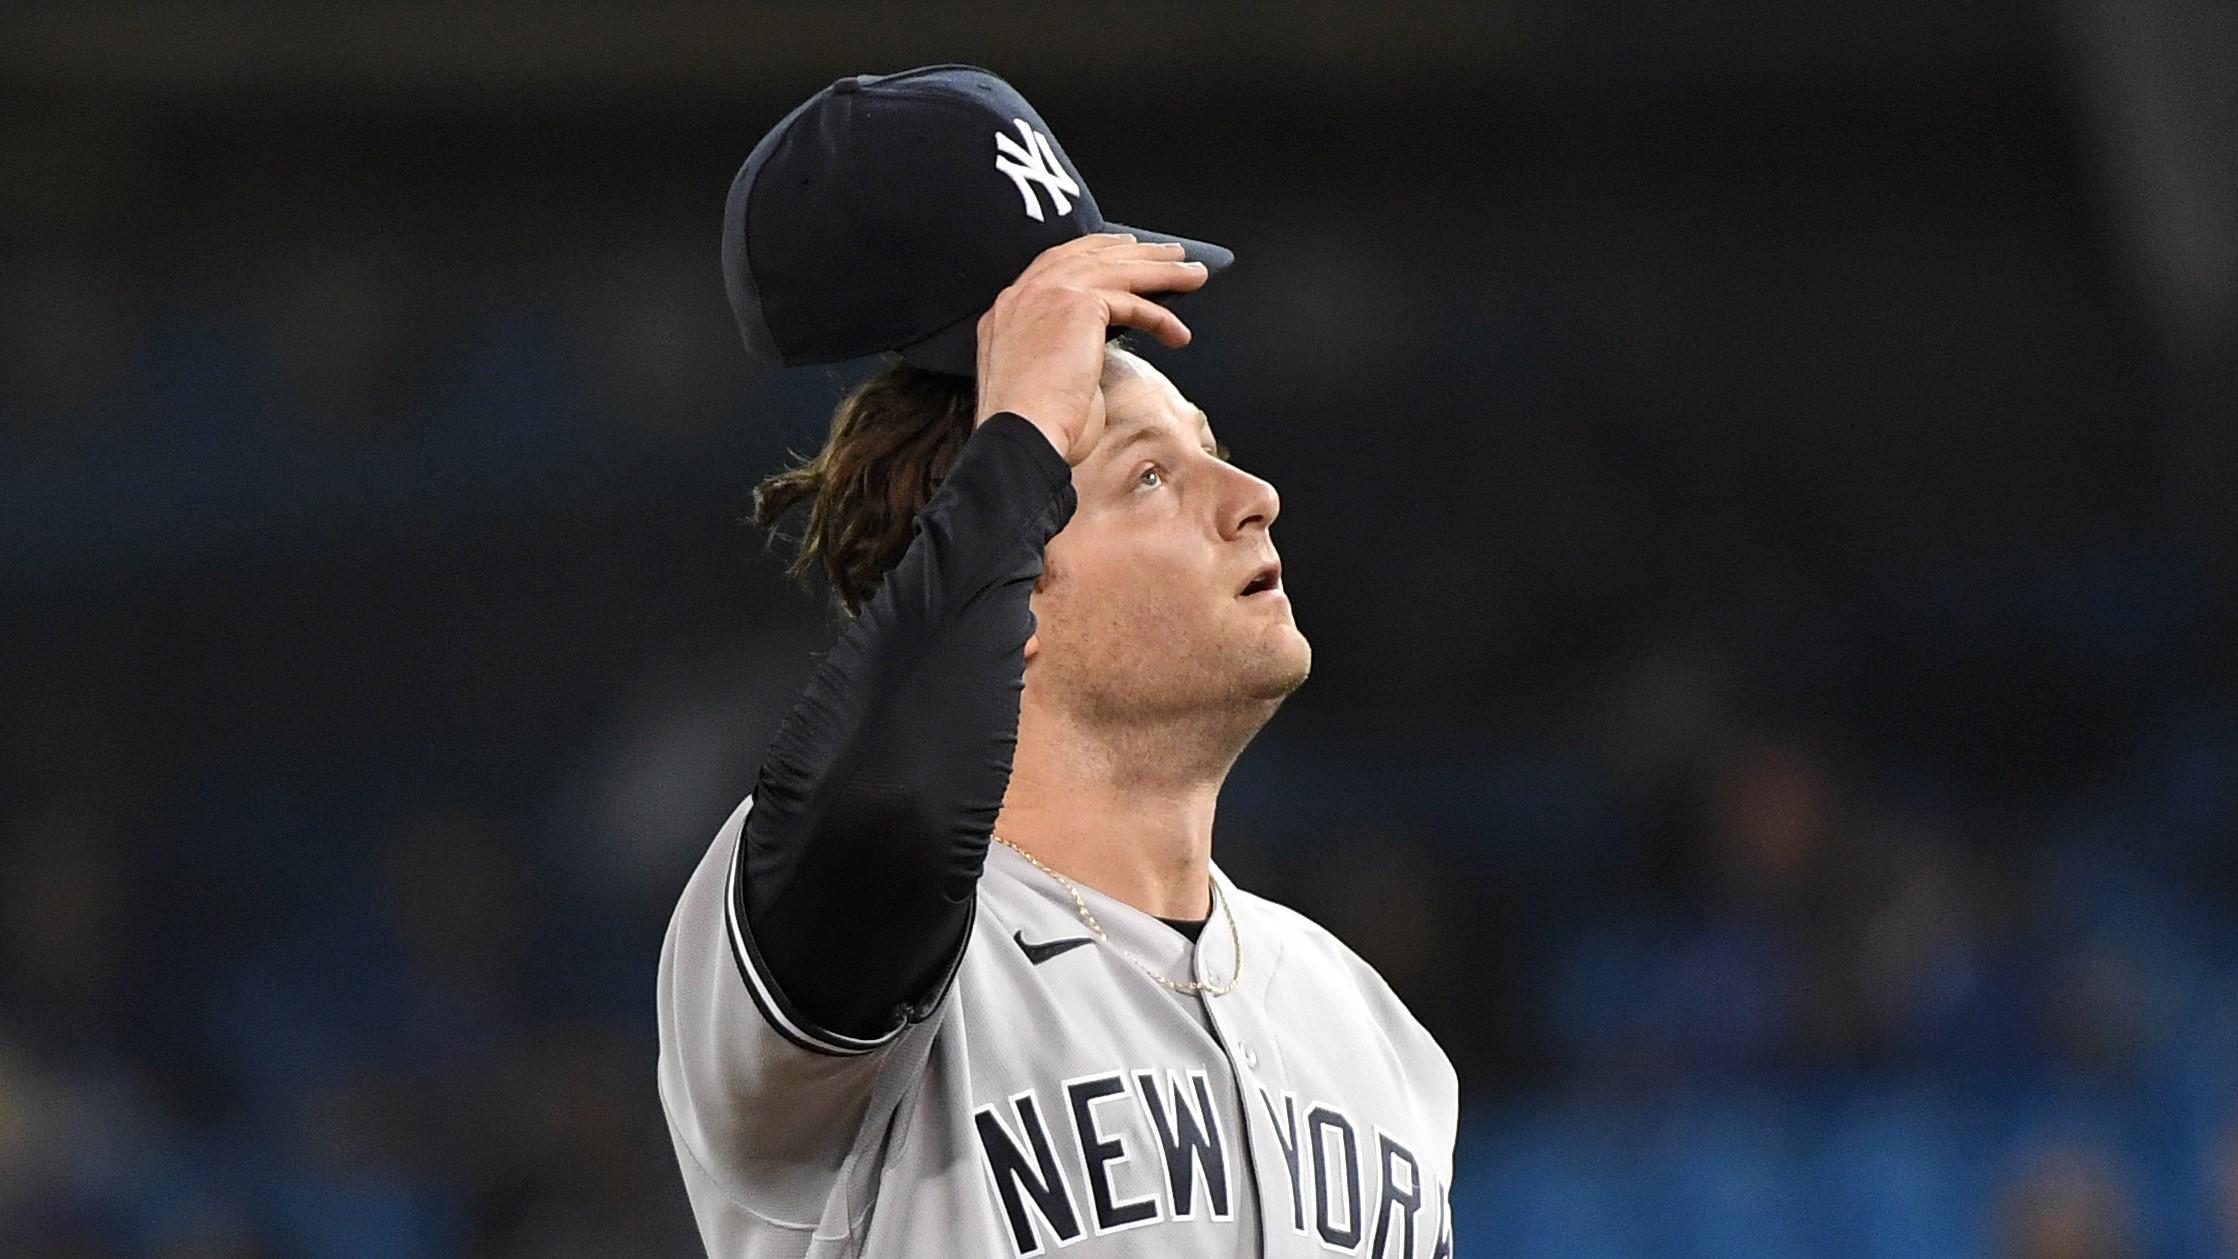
[1105, 257, 1210, 297]
[1100, 291, 1193, 348]
[1016, 232, 1146, 278]
[1034, 236, 1186, 275]
[1065, 239, 1187, 263]
[1055, 255, 1208, 298]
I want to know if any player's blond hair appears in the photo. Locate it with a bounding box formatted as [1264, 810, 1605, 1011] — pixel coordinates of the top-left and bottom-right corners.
[751, 358, 977, 619]
[753, 341, 1129, 620]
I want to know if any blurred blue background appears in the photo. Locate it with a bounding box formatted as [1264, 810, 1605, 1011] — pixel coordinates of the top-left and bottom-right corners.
[3, 2, 2234, 1256]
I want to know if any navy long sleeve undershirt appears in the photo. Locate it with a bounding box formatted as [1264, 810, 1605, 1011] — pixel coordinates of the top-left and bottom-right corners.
[737, 411, 1075, 1042]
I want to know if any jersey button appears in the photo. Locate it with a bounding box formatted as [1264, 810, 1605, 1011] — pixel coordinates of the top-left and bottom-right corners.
[1240, 1044, 1259, 1069]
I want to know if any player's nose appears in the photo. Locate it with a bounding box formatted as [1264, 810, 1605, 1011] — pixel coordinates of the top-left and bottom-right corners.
[1223, 466, 1280, 538]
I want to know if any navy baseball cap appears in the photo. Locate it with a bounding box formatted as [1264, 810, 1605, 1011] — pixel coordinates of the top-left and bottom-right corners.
[721, 64, 1233, 380]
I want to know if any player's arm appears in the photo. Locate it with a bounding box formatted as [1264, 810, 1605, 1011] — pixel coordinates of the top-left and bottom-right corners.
[657, 236, 1203, 1224]
[731, 236, 1205, 1046]
[653, 402, 1074, 1234]
[727, 408, 1073, 1051]
[658, 236, 1207, 1242]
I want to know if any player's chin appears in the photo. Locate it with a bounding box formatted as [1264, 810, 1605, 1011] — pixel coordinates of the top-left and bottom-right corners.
[1244, 658, 1311, 703]
[1238, 631, 1311, 701]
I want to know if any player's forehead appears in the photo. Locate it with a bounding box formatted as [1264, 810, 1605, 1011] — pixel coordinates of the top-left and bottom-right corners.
[1094, 353, 1217, 458]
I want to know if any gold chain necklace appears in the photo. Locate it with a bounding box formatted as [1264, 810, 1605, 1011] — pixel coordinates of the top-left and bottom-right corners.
[991, 834, 1242, 997]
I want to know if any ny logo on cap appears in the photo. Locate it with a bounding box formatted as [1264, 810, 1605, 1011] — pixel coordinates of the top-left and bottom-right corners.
[993, 119, 1080, 222]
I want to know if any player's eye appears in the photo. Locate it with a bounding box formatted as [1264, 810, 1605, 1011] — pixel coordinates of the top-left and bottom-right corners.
[1135, 464, 1165, 491]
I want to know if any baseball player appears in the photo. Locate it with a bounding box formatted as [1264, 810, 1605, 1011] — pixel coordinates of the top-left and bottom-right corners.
[658, 66, 1458, 1257]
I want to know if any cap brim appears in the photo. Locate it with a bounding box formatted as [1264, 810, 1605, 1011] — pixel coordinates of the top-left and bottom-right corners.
[898, 225, 1234, 378]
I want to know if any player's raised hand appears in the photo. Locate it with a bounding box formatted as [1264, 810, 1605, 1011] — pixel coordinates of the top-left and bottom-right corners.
[973, 233, 1209, 465]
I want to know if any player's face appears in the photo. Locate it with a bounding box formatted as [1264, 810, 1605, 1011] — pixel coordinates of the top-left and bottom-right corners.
[1025, 350, 1310, 725]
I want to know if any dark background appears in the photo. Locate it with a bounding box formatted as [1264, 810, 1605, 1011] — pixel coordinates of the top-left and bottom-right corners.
[4, 2, 2234, 1255]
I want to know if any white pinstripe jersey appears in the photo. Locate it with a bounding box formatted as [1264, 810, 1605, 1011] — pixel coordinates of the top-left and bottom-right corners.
[657, 793, 1460, 1257]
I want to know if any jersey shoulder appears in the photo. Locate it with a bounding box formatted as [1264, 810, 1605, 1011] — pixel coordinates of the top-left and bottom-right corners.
[1232, 884, 1461, 1110]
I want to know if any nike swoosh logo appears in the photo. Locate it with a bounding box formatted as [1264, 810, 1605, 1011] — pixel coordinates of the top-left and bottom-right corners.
[1014, 930, 1095, 965]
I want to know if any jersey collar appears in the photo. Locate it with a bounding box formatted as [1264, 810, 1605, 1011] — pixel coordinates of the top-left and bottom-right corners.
[983, 840, 1266, 999]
